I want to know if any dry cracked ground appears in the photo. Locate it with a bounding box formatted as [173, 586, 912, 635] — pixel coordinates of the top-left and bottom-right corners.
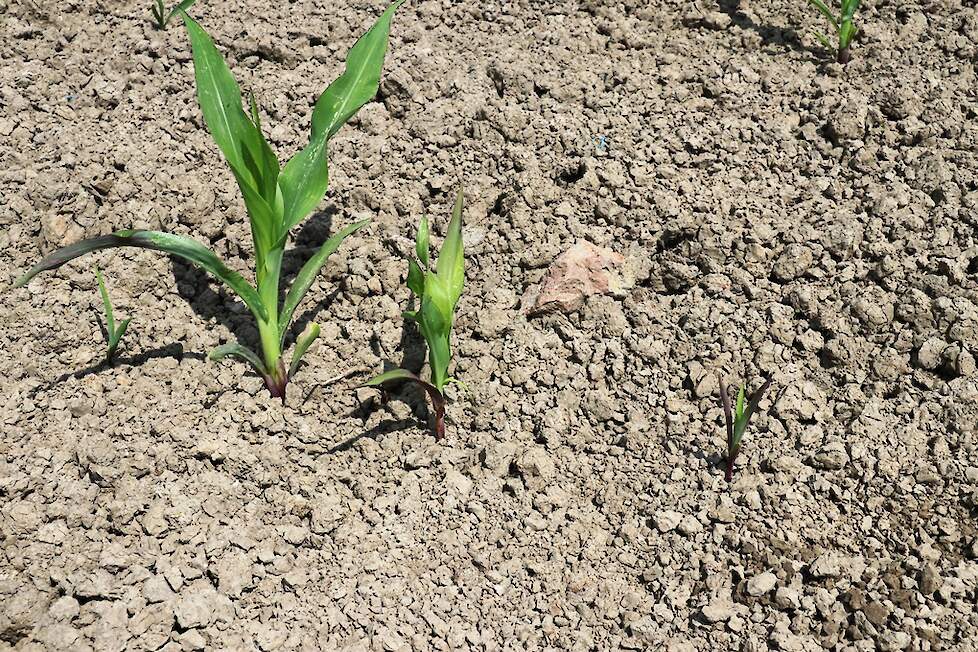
[2, 0, 978, 650]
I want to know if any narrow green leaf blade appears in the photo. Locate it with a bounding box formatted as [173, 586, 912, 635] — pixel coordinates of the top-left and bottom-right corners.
[288, 322, 320, 378]
[95, 268, 115, 335]
[807, 0, 839, 29]
[310, 0, 403, 141]
[165, 0, 197, 25]
[361, 367, 420, 387]
[209, 343, 268, 374]
[15, 231, 268, 322]
[278, 219, 370, 342]
[109, 317, 132, 351]
[437, 188, 464, 305]
[416, 216, 429, 268]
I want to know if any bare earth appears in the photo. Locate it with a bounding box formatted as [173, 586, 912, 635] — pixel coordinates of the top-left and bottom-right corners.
[2, 0, 978, 650]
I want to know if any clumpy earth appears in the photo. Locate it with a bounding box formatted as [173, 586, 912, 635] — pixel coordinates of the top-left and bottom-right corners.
[2, 0, 977, 649]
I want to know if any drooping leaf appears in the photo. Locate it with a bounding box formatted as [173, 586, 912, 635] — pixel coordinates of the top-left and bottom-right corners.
[361, 366, 447, 438]
[361, 366, 421, 387]
[15, 231, 268, 322]
[437, 188, 464, 305]
[415, 215, 429, 268]
[209, 342, 268, 374]
[288, 322, 320, 378]
[278, 219, 370, 343]
[277, 0, 402, 237]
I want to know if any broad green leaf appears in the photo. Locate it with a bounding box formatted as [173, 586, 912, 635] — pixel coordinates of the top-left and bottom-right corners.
[209, 343, 268, 374]
[807, 0, 838, 28]
[278, 219, 370, 342]
[15, 231, 268, 322]
[288, 322, 320, 378]
[416, 216, 429, 268]
[437, 188, 464, 305]
[277, 0, 402, 237]
[95, 268, 115, 335]
[407, 258, 425, 297]
[417, 289, 452, 391]
[310, 0, 403, 141]
[181, 12, 281, 252]
[277, 134, 330, 237]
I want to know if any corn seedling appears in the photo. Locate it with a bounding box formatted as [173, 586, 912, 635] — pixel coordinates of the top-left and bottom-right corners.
[361, 189, 465, 439]
[95, 269, 131, 363]
[718, 376, 772, 482]
[152, 0, 196, 30]
[15, 2, 402, 401]
[808, 0, 861, 64]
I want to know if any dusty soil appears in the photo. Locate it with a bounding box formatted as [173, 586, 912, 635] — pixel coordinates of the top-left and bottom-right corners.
[2, 0, 978, 650]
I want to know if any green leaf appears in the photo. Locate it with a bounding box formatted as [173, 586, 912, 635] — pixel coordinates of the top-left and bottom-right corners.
[95, 268, 116, 336]
[310, 0, 403, 141]
[417, 282, 452, 391]
[181, 12, 281, 256]
[416, 215, 429, 268]
[209, 343, 268, 375]
[15, 231, 268, 322]
[841, 0, 860, 22]
[407, 258, 425, 297]
[808, 0, 839, 29]
[437, 187, 464, 306]
[278, 219, 370, 342]
[838, 20, 856, 49]
[165, 0, 197, 25]
[288, 322, 320, 378]
[361, 366, 448, 439]
[361, 367, 420, 387]
[811, 29, 834, 50]
[277, 0, 402, 238]
[110, 318, 132, 350]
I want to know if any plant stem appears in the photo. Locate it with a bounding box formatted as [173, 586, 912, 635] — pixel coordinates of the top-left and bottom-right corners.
[837, 45, 850, 65]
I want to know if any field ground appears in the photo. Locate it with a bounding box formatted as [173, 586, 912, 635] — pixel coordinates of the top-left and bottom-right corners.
[2, 0, 977, 650]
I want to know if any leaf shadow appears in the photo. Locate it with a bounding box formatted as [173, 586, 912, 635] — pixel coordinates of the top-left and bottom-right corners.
[170, 257, 258, 350]
[28, 342, 204, 398]
[280, 206, 337, 291]
[326, 417, 418, 454]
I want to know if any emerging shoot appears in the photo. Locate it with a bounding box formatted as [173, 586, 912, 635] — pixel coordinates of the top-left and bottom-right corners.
[362, 189, 466, 439]
[808, 0, 861, 64]
[95, 268, 132, 363]
[15, 2, 403, 401]
[718, 375, 772, 483]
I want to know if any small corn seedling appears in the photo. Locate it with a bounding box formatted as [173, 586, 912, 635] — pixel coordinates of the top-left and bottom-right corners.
[361, 189, 465, 439]
[808, 0, 861, 64]
[152, 0, 196, 30]
[718, 376, 772, 482]
[95, 269, 132, 363]
[15, 2, 402, 401]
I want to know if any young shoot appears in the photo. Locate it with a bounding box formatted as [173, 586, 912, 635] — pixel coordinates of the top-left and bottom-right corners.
[95, 268, 131, 363]
[15, 2, 403, 401]
[362, 189, 465, 439]
[718, 376, 772, 483]
[152, 0, 196, 30]
[808, 0, 861, 64]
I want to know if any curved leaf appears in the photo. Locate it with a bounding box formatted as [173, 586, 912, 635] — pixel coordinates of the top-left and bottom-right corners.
[209, 343, 268, 375]
[437, 188, 464, 306]
[288, 322, 320, 378]
[15, 231, 267, 322]
[278, 219, 370, 342]
[415, 215, 429, 268]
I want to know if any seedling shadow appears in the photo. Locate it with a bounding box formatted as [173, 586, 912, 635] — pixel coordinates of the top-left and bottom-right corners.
[28, 342, 203, 397]
[327, 418, 417, 453]
[170, 258, 257, 348]
[691, 0, 824, 62]
[280, 207, 337, 290]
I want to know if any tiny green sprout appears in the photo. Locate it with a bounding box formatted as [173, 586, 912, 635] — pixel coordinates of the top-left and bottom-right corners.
[718, 375, 772, 483]
[95, 268, 132, 363]
[808, 0, 861, 64]
[362, 189, 466, 439]
[15, 2, 403, 402]
[152, 0, 196, 30]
